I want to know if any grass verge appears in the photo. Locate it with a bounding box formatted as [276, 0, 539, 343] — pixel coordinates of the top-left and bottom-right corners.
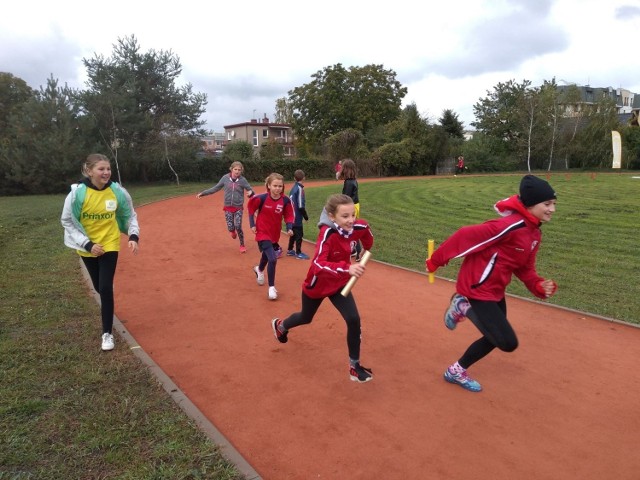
[0, 186, 243, 479]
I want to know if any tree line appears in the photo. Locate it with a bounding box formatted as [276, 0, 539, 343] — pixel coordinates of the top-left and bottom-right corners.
[1, 35, 638, 195]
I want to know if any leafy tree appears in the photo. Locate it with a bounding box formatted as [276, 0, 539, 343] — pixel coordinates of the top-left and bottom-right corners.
[79, 35, 207, 182]
[522, 86, 540, 171]
[461, 132, 517, 172]
[621, 124, 640, 168]
[537, 79, 562, 170]
[223, 140, 254, 162]
[370, 103, 448, 176]
[472, 79, 532, 154]
[571, 95, 619, 168]
[0, 72, 34, 139]
[260, 138, 285, 160]
[555, 84, 585, 169]
[325, 128, 367, 161]
[439, 109, 464, 138]
[274, 97, 294, 124]
[0, 76, 90, 194]
[288, 63, 407, 147]
[373, 142, 411, 176]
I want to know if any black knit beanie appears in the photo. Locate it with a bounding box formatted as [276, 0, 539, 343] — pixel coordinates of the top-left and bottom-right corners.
[519, 175, 557, 207]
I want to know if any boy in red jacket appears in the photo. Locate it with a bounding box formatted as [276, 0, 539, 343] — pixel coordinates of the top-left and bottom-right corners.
[271, 194, 375, 382]
[426, 175, 558, 392]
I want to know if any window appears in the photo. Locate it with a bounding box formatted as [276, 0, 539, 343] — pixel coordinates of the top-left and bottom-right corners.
[262, 128, 268, 138]
[253, 129, 258, 147]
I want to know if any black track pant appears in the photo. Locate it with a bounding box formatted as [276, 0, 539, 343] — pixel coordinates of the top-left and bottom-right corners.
[458, 298, 519, 369]
[282, 290, 362, 361]
[287, 225, 304, 253]
[82, 252, 119, 334]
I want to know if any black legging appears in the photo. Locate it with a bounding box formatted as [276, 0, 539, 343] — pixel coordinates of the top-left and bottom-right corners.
[458, 298, 519, 369]
[82, 252, 119, 334]
[287, 226, 304, 253]
[282, 290, 362, 361]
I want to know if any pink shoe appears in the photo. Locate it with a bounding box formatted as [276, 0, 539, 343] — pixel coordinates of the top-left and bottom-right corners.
[230, 230, 237, 239]
[239, 245, 247, 253]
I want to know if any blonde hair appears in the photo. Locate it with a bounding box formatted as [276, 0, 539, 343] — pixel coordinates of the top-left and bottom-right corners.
[265, 172, 284, 188]
[325, 194, 354, 216]
[82, 153, 110, 177]
[229, 161, 244, 173]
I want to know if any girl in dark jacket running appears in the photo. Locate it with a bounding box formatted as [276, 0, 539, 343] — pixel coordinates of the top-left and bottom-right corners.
[426, 175, 558, 392]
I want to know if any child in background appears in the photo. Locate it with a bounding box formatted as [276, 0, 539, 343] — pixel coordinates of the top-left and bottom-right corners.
[340, 159, 362, 261]
[196, 161, 255, 253]
[247, 173, 294, 300]
[61, 153, 140, 351]
[426, 175, 558, 392]
[271, 194, 375, 383]
[287, 169, 310, 260]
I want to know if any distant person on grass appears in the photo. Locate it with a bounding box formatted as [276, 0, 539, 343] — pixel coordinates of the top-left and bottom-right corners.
[340, 159, 363, 261]
[287, 169, 310, 260]
[196, 161, 255, 254]
[426, 175, 558, 392]
[247, 173, 294, 301]
[61, 153, 140, 352]
[271, 194, 375, 383]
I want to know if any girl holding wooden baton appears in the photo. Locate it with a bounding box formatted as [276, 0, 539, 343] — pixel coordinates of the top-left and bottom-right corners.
[271, 194, 375, 383]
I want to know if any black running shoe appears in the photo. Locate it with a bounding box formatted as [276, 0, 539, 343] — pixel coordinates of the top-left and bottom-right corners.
[349, 363, 373, 382]
[271, 318, 288, 344]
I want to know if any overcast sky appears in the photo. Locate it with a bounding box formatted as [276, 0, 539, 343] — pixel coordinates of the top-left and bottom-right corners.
[2, 0, 639, 133]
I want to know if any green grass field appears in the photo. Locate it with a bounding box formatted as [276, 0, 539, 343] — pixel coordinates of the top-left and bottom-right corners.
[302, 173, 639, 324]
[1, 172, 637, 478]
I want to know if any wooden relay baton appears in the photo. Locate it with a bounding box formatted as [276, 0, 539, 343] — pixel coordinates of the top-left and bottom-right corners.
[427, 239, 435, 284]
[340, 250, 372, 297]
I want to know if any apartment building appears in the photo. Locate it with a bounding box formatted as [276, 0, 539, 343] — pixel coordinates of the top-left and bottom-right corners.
[201, 132, 225, 155]
[223, 115, 295, 157]
[557, 84, 640, 122]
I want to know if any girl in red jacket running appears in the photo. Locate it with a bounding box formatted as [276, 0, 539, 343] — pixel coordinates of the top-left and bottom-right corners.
[426, 175, 558, 392]
[247, 173, 294, 301]
[271, 193, 375, 383]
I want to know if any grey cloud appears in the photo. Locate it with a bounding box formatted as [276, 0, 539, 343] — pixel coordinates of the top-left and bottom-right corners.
[615, 5, 640, 18]
[404, 0, 568, 81]
[0, 33, 84, 90]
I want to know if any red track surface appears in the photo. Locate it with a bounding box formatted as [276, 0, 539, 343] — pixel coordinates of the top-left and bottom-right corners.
[114, 180, 640, 480]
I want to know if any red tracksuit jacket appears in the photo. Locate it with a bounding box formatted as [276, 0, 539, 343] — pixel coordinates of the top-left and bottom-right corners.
[247, 193, 294, 243]
[302, 218, 374, 299]
[429, 195, 547, 302]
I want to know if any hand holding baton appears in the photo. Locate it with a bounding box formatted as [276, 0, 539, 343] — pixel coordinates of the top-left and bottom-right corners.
[341, 250, 372, 297]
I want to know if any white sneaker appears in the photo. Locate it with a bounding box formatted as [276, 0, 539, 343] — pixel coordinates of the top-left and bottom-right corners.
[101, 333, 115, 351]
[253, 266, 265, 286]
[268, 286, 278, 300]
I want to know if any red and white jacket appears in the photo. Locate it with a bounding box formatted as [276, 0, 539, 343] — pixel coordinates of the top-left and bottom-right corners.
[247, 193, 294, 243]
[429, 195, 549, 302]
[302, 218, 374, 299]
